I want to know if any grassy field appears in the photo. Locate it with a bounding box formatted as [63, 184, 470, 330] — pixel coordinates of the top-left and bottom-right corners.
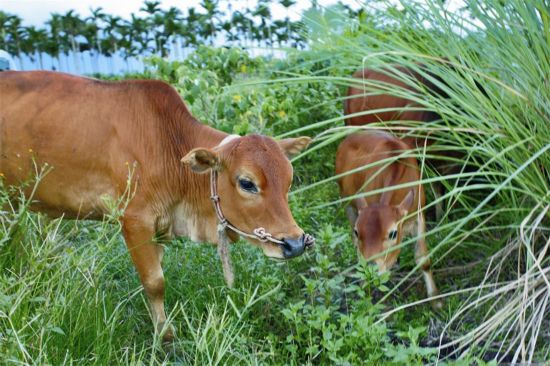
[1, 0, 549, 364]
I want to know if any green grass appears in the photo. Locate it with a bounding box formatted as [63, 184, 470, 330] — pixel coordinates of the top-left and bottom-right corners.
[283, 0, 550, 362]
[1, 179, 451, 364]
[1, 0, 549, 364]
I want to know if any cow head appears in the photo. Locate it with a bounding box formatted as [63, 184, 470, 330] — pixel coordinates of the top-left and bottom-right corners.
[182, 134, 311, 259]
[352, 190, 414, 272]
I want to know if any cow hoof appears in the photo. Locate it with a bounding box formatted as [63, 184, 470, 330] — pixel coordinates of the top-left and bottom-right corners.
[159, 322, 176, 343]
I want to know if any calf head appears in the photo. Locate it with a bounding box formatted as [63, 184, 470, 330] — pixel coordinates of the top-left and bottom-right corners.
[182, 134, 311, 259]
[353, 190, 414, 272]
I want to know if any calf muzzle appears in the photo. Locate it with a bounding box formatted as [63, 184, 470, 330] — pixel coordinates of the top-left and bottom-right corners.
[281, 234, 315, 259]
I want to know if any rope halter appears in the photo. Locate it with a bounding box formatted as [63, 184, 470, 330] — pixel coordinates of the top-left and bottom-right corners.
[209, 169, 314, 248]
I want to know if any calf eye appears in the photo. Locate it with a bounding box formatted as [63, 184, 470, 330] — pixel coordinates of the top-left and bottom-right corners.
[353, 229, 359, 237]
[388, 229, 398, 241]
[238, 178, 258, 193]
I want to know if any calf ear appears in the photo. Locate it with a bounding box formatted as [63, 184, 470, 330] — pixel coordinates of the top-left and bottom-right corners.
[398, 189, 415, 216]
[353, 197, 367, 211]
[278, 136, 312, 158]
[181, 148, 220, 173]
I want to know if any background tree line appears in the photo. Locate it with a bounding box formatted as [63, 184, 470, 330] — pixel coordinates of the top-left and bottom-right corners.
[0, 0, 360, 73]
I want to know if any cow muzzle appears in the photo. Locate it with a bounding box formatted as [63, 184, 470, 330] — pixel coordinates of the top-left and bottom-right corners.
[281, 234, 314, 259]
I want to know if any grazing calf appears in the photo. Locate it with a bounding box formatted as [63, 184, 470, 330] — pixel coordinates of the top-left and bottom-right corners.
[336, 132, 441, 308]
[0, 71, 314, 341]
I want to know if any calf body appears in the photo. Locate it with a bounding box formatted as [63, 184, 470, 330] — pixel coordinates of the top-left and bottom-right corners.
[0, 71, 312, 340]
[336, 132, 441, 308]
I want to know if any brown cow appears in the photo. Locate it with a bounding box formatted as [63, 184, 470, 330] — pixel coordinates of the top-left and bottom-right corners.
[344, 65, 446, 148]
[344, 65, 458, 219]
[0, 71, 313, 341]
[335, 131, 441, 309]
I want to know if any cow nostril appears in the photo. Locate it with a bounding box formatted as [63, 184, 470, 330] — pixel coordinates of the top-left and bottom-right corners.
[281, 236, 306, 258]
[282, 237, 303, 249]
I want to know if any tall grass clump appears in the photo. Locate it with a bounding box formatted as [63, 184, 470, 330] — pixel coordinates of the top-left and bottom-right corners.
[0, 179, 269, 364]
[282, 0, 549, 362]
[1, 0, 548, 364]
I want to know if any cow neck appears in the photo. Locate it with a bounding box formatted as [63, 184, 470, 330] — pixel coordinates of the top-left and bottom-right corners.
[166, 119, 226, 202]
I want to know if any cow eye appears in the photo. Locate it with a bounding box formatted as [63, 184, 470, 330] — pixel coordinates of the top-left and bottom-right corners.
[238, 178, 258, 193]
[353, 229, 359, 237]
[388, 229, 398, 241]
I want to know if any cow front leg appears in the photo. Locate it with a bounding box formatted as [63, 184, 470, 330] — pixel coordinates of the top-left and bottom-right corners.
[415, 213, 443, 310]
[122, 217, 173, 342]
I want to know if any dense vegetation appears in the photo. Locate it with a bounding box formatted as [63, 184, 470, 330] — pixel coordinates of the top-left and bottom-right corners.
[1, 0, 549, 364]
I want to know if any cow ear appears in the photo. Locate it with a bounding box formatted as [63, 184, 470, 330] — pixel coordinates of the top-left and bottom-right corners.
[397, 189, 415, 216]
[278, 136, 312, 158]
[181, 148, 220, 173]
[353, 197, 367, 211]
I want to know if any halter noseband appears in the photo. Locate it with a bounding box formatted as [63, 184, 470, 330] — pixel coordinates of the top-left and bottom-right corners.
[209, 169, 314, 248]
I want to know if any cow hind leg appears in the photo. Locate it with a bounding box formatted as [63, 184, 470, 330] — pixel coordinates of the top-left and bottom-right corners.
[415, 213, 443, 310]
[122, 216, 174, 342]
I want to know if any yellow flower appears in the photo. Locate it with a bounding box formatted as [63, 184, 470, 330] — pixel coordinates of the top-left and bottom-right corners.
[232, 94, 242, 103]
[240, 64, 247, 73]
[0, 173, 4, 177]
[28, 148, 33, 153]
[278, 110, 286, 118]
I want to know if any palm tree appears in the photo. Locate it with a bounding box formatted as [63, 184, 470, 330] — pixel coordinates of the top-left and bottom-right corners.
[140, 0, 161, 15]
[86, 7, 107, 71]
[273, 19, 288, 46]
[279, 0, 296, 46]
[4, 14, 24, 68]
[140, 0, 162, 54]
[279, 0, 296, 8]
[163, 7, 183, 58]
[252, 0, 273, 47]
[80, 22, 99, 72]
[42, 32, 61, 71]
[61, 10, 85, 72]
[228, 9, 254, 47]
[221, 14, 239, 44]
[0, 11, 14, 51]
[183, 7, 201, 50]
[118, 23, 137, 71]
[152, 12, 168, 56]
[22, 26, 48, 69]
[102, 14, 124, 73]
[199, 0, 223, 45]
[128, 14, 150, 56]
[46, 13, 66, 70]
